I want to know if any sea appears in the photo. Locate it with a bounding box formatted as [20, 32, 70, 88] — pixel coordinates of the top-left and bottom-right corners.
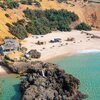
[0, 52, 100, 100]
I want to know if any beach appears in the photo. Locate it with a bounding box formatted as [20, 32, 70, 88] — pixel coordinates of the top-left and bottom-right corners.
[21, 30, 100, 61]
[0, 65, 10, 75]
[1, 30, 100, 74]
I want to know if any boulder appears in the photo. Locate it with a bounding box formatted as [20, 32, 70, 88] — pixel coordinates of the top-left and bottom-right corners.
[27, 49, 41, 59]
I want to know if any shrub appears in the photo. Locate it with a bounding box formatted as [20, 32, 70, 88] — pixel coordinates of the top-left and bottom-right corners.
[34, 1, 41, 7]
[7, 1, 19, 9]
[20, 0, 28, 4]
[26, 17, 51, 35]
[57, 0, 67, 3]
[24, 9, 77, 34]
[20, 0, 33, 5]
[0, 1, 19, 9]
[58, 21, 71, 31]
[7, 9, 79, 39]
[5, 13, 10, 17]
[75, 22, 91, 31]
[13, 19, 25, 25]
[6, 22, 28, 39]
[0, 2, 7, 10]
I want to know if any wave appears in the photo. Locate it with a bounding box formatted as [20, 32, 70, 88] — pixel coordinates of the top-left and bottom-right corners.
[77, 49, 100, 54]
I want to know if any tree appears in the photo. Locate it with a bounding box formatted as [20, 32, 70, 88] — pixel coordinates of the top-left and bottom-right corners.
[6, 23, 28, 39]
[7, 9, 79, 39]
[20, 0, 33, 5]
[7, 1, 19, 9]
[75, 22, 91, 31]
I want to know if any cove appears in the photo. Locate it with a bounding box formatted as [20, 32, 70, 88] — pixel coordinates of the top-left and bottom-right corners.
[0, 53, 100, 100]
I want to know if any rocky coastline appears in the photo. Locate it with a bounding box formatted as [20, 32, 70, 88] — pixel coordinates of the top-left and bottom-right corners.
[0, 61, 87, 100]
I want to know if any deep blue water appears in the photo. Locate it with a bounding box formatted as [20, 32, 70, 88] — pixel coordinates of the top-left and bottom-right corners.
[0, 53, 100, 100]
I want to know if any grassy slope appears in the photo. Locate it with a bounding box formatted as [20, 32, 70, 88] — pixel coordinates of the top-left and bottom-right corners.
[0, 9, 13, 44]
[0, 0, 99, 43]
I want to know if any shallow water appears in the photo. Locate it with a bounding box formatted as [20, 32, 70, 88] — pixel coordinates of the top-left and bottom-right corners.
[52, 53, 100, 100]
[0, 75, 21, 100]
[0, 53, 100, 100]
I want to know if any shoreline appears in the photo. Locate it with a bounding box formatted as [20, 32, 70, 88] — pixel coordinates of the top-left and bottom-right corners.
[42, 49, 100, 62]
[22, 30, 100, 62]
[0, 49, 100, 76]
[1, 30, 100, 74]
[0, 65, 11, 75]
[1, 49, 100, 75]
[76, 49, 100, 54]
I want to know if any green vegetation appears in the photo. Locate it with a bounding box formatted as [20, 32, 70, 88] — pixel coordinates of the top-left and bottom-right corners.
[20, 0, 41, 7]
[0, 0, 19, 9]
[34, 1, 41, 7]
[6, 20, 28, 39]
[75, 22, 91, 31]
[7, 1, 19, 9]
[5, 13, 10, 18]
[57, 0, 67, 3]
[0, 2, 7, 10]
[0, 0, 41, 9]
[0, 0, 68, 10]
[24, 9, 78, 33]
[88, 0, 100, 3]
[7, 9, 79, 39]
[20, 0, 33, 5]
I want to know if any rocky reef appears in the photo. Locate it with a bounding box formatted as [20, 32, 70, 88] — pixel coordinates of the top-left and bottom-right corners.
[19, 61, 87, 100]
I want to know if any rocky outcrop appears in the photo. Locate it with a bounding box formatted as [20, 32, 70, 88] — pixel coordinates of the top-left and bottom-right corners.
[20, 61, 88, 100]
[0, 61, 44, 74]
[27, 49, 41, 59]
[0, 61, 87, 99]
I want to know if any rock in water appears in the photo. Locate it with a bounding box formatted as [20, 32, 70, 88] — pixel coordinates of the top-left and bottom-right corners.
[20, 62, 88, 100]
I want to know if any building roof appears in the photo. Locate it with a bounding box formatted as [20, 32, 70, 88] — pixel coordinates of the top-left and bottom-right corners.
[2, 39, 19, 50]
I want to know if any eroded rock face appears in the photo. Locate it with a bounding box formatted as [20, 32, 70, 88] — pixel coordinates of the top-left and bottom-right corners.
[20, 62, 88, 100]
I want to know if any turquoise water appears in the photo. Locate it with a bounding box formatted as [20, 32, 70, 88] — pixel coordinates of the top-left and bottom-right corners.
[52, 53, 100, 100]
[0, 53, 100, 100]
[0, 75, 21, 100]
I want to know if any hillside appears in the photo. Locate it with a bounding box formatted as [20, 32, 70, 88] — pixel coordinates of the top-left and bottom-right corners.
[0, 0, 99, 42]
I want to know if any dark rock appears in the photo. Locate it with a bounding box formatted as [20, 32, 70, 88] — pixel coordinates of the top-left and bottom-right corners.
[27, 49, 41, 59]
[20, 61, 87, 100]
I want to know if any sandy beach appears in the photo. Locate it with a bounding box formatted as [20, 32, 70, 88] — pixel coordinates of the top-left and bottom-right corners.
[1, 30, 100, 74]
[21, 30, 100, 61]
[0, 65, 10, 75]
